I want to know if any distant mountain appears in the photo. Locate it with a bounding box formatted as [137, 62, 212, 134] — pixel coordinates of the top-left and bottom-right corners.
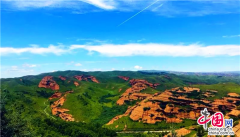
[139, 70, 240, 76]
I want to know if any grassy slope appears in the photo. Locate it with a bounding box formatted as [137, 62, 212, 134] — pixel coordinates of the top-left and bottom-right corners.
[104, 116, 196, 131]
[1, 71, 240, 133]
[193, 82, 240, 100]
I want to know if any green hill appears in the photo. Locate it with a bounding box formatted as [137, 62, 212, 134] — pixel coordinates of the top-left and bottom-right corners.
[1, 71, 240, 137]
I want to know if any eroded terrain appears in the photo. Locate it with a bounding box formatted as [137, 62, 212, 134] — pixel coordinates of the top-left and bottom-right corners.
[108, 76, 240, 126]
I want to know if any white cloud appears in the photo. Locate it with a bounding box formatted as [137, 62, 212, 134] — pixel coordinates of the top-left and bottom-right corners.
[81, 0, 115, 10]
[0, 45, 67, 56]
[1, 43, 240, 57]
[134, 65, 143, 69]
[75, 63, 82, 66]
[2, 0, 239, 16]
[70, 43, 240, 57]
[3, 0, 115, 10]
[222, 35, 240, 38]
[23, 63, 37, 68]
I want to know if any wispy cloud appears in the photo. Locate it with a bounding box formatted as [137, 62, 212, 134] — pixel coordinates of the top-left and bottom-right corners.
[0, 45, 68, 56]
[75, 63, 82, 66]
[1, 43, 240, 57]
[76, 38, 109, 44]
[5, 65, 34, 76]
[22, 63, 37, 68]
[2, 0, 115, 10]
[2, 0, 240, 16]
[222, 35, 240, 38]
[70, 43, 240, 57]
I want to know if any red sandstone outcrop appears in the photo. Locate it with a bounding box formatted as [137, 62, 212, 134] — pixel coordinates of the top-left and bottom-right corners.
[50, 91, 74, 121]
[108, 85, 239, 126]
[211, 99, 235, 111]
[74, 81, 79, 87]
[59, 76, 66, 81]
[38, 76, 59, 90]
[183, 87, 200, 92]
[149, 90, 172, 102]
[228, 93, 240, 98]
[129, 79, 159, 88]
[228, 109, 240, 117]
[74, 75, 99, 83]
[203, 92, 215, 97]
[117, 79, 159, 105]
[49, 92, 62, 100]
[118, 76, 129, 81]
[233, 120, 240, 137]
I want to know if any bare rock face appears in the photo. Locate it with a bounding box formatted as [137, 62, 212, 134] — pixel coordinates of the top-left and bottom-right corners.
[49, 92, 62, 100]
[38, 76, 59, 90]
[118, 76, 129, 81]
[74, 75, 99, 83]
[129, 79, 159, 88]
[109, 85, 239, 126]
[74, 81, 79, 87]
[228, 93, 240, 98]
[59, 76, 66, 81]
[50, 91, 74, 121]
[117, 79, 159, 105]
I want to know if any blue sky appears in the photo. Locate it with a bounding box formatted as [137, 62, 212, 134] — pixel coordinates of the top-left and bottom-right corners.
[1, 0, 240, 78]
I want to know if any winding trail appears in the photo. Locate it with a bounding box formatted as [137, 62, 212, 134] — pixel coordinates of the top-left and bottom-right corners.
[43, 100, 56, 120]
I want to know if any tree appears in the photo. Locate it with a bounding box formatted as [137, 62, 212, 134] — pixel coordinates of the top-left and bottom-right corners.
[170, 125, 177, 137]
[196, 126, 205, 137]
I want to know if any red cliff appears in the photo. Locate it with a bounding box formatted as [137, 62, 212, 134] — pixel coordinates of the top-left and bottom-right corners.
[38, 76, 59, 90]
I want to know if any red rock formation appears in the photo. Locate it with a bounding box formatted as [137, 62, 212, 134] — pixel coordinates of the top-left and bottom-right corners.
[228, 109, 240, 117]
[49, 92, 62, 100]
[108, 85, 239, 126]
[50, 91, 74, 121]
[211, 99, 235, 111]
[183, 87, 200, 93]
[118, 76, 129, 81]
[129, 79, 159, 88]
[117, 79, 160, 105]
[59, 76, 66, 81]
[38, 76, 59, 90]
[74, 81, 79, 87]
[232, 120, 240, 137]
[90, 76, 99, 83]
[74, 75, 99, 83]
[228, 93, 240, 98]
